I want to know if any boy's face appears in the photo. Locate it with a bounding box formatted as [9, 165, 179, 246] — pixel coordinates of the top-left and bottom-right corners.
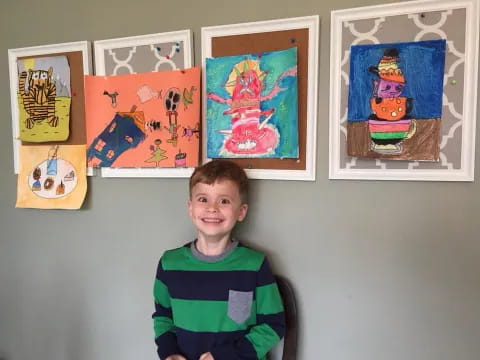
[188, 180, 248, 243]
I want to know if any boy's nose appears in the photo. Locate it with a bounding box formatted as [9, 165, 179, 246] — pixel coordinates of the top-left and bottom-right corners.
[207, 203, 219, 212]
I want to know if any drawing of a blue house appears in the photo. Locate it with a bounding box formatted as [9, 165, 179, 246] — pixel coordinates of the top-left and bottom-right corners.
[87, 112, 146, 167]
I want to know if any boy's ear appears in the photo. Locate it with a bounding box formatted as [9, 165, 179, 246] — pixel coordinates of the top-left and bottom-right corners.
[237, 204, 248, 222]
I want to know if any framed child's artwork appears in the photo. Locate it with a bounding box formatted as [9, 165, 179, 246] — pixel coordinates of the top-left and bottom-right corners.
[8, 41, 92, 174]
[202, 16, 319, 181]
[329, 0, 479, 181]
[93, 30, 195, 178]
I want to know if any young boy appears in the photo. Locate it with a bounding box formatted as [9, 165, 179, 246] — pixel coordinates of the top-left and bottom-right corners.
[152, 160, 285, 360]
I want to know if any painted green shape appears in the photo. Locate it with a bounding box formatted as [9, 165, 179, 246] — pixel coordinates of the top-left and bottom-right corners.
[370, 131, 408, 139]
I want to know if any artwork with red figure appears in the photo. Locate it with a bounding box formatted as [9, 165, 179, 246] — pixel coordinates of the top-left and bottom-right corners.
[206, 47, 298, 158]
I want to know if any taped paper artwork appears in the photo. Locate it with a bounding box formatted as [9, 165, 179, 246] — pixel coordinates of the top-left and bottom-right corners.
[17, 56, 71, 142]
[85, 66, 200, 168]
[16, 145, 87, 209]
[206, 47, 298, 159]
[347, 39, 446, 161]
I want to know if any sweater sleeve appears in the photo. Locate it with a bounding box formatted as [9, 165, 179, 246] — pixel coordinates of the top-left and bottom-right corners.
[152, 258, 182, 359]
[210, 258, 286, 360]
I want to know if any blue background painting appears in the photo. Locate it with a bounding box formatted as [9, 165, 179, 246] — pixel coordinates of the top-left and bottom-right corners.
[206, 47, 298, 158]
[347, 39, 446, 121]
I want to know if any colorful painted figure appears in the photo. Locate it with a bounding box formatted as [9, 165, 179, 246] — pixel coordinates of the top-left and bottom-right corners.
[207, 58, 297, 156]
[19, 67, 58, 129]
[164, 88, 181, 147]
[182, 122, 200, 141]
[368, 48, 416, 154]
[145, 139, 168, 167]
[182, 86, 197, 110]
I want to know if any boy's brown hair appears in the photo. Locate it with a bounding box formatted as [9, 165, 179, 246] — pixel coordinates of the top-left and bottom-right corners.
[189, 160, 249, 204]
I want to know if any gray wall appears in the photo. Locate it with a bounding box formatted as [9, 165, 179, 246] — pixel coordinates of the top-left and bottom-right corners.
[1, 1, 479, 360]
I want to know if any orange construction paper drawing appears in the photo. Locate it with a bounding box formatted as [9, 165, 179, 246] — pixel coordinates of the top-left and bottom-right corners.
[85, 66, 201, 168]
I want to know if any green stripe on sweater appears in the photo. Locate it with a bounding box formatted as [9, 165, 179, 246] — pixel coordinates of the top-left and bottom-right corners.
[154, 279, 171, 308]
[246, 323, 281, 358]
[153, 316, 175, 337]
[171, 298, 256, 332]
[257, 283, 284, 314]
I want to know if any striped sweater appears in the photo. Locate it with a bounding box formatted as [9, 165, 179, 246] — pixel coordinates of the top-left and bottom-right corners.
[152, 241, 285, 360]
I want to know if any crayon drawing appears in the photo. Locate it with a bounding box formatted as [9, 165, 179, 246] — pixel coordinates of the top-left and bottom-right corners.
[87, 108, 146, 167]
[347, 40, 446, 161]
[16, 145, 87, 209]
[17, 56, 71, 142]
[85, 66, 200, 168]
[206, 47, 298, 158]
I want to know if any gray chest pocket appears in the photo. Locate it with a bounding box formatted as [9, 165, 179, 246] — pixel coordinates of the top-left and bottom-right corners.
[227, 290, 253, 324]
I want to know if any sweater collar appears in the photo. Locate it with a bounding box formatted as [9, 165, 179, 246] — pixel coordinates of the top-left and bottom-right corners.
[190, 239, 239, 262]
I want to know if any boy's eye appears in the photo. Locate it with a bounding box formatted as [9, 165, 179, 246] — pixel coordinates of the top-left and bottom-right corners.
[197, 197, 207, 202]
[220, 199, 230, 204]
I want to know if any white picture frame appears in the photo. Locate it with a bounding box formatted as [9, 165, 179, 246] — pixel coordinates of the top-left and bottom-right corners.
[8, 41, 92, 175]
[329, 0, 479, 181]
[201, 16, 319, 181]
[93, 30, 195, 178]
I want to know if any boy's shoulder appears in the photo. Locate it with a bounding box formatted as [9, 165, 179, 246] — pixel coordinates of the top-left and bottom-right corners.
[160, 243, 190, 263]
[236, 242, 266, 264]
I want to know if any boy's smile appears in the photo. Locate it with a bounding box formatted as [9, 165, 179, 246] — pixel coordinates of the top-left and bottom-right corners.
[188, 180, 248, 247]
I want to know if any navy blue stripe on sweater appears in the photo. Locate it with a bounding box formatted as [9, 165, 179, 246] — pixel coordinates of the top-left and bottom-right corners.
[210, 335, 259, 360]
[162, 270, 258, 301]
[152, 302, 172, 318]
[155, 331, 180, 359]
[257, 313, 285, 339]
[257, 259, 276, 286]
[175, 327, 256, 360]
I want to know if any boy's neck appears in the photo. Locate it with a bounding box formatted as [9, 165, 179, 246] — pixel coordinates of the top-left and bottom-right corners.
[195, 234, 233, 256]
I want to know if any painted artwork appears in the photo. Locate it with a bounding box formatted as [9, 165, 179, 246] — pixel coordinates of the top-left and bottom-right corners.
[17, 56, 71, 142]
[206, 47, 298, 158]
[85, 66, 200, 168]
[347, 40, 446, 160]
[16, 145, 87, 209]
